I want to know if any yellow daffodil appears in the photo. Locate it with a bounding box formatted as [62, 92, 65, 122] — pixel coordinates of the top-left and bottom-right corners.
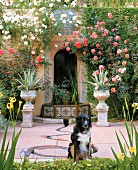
[0, 92, 3, 97]
[132, 103, 138, 109]
[129, 147, 136, 153]
[117, 153, 124, 160]
[7, 103, 13, 109]
[9, 97, 16, 103]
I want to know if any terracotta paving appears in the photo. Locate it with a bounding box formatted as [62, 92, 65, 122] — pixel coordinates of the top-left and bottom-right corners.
[0, 121, 138, 162]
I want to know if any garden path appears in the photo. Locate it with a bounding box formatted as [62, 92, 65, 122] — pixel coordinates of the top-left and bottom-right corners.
[0, 121, 138, 162]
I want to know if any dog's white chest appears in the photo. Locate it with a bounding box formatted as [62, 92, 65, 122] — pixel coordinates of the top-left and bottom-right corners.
[77, 128, 91, 154]
[77, 133, 90, 144]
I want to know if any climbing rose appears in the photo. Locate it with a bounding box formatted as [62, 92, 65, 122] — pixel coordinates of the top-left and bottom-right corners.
[93, 56, 98, 60]
[0, 50, 4, 55]
[83, 51, 86, 55]
[91, 49, 96, 54]
[73, 31, 78, 37]
[38, 57, 43, 62]
[118, 68, 124, 73]
[96, 43, 100, 48]
[74, 41, 82, 49]
[65, 42, 69, 46]
[117, 49, 122, 55]
[35, 63, 40, 67]
[125, 54, 130, 59]
[112, 77, 117, 82]
[66, 47, 70, 51]
[124, 48, 128, 53]
[122, 61, 127, 66]
[113, 42, 118, 47]
[115, 36, 120, 41]
[108, 13, 113, 19]
[9, 48, 14, 54]
[111, 87, 116, 93]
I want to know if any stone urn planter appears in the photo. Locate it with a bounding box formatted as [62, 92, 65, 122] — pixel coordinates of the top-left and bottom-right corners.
[94, 90, 110, 127]
[20, 90, 37, 128]
[20, 90, 37, 110]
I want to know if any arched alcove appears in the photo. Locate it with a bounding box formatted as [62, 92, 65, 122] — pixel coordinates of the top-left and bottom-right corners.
[54, 49, 78, 104]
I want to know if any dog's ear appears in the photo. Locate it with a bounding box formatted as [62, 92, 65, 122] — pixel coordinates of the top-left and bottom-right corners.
[76, 116, 80, 124]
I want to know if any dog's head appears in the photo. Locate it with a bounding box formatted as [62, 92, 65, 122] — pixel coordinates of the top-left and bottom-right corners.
[76, 114, 92, 132]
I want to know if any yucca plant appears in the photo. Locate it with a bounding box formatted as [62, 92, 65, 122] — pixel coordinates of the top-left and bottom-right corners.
[16, 69, 42, 91]
[86, 65, 119, 91]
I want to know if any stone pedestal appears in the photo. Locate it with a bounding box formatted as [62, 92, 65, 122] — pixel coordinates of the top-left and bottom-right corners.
[96, 108, 109, 127]
[21, 109, 33, 128]
[94, 90, 110, 127]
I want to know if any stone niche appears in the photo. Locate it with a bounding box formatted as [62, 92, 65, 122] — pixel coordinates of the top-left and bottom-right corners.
[33, 36, 88, 116]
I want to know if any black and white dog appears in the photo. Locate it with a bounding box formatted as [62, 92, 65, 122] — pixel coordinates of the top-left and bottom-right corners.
[68, 114, 97, 163]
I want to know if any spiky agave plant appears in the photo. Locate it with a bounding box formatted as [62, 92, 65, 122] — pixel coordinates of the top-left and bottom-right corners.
[16, 69, 42, 91]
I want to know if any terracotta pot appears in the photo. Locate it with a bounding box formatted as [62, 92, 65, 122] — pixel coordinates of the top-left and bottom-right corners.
[20, 90, 37, 110]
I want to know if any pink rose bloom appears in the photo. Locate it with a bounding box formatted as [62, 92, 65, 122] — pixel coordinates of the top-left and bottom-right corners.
[83, 38, 88, 42]
[93, 56, 98, 61]
[115, 36, 120, 41]
[74, 41, 82, 49]
[98, 51, 102, 56]
[95, 25, 99, 29]
[96, 43, 100, 48]
[83, 51, 86, 55]
[104, 29, 108, 34]
[111, 29, 115, 32]
[9, 48, 14, 54]
[69, 37, 73, 42]
[90, 32, 98, 39]
[112, 77, 117, 82]
[111, 87, 116, 93]
[117, 49, 122, 55]
[124, 48, 128, 53]
[66, 47, 70, 51]
[108, 13, 113, 19]
[113, 42, 118, 47]
[99, 65, 104, 70]
[125, 54, 130, 59]
[0, 50, 4, 55]
[118, 68, 123, 73]
[105, 78, 108, 82]
[91, 49, 96, 54]
[73, 31, 78, 37]
[103, 33, 107, 37]
[124, 40, 127, 44]
[35, 63, 40, 68]
[93, 34, 98, 39]
[65, 42, 69, 46]
[122, 61, 127, 66]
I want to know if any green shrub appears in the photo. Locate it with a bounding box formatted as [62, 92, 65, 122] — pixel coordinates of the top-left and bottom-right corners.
[13, 158, 118, 170]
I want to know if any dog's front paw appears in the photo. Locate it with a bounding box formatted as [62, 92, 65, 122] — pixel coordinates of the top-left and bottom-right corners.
[85, 158, 91, 161]
[73, 162, 76, 166]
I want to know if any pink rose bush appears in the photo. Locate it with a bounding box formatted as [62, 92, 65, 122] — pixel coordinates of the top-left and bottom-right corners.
[65, 14, 130, 93]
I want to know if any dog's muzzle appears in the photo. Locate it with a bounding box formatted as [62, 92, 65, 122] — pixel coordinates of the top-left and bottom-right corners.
[83, 120, 89, 129]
